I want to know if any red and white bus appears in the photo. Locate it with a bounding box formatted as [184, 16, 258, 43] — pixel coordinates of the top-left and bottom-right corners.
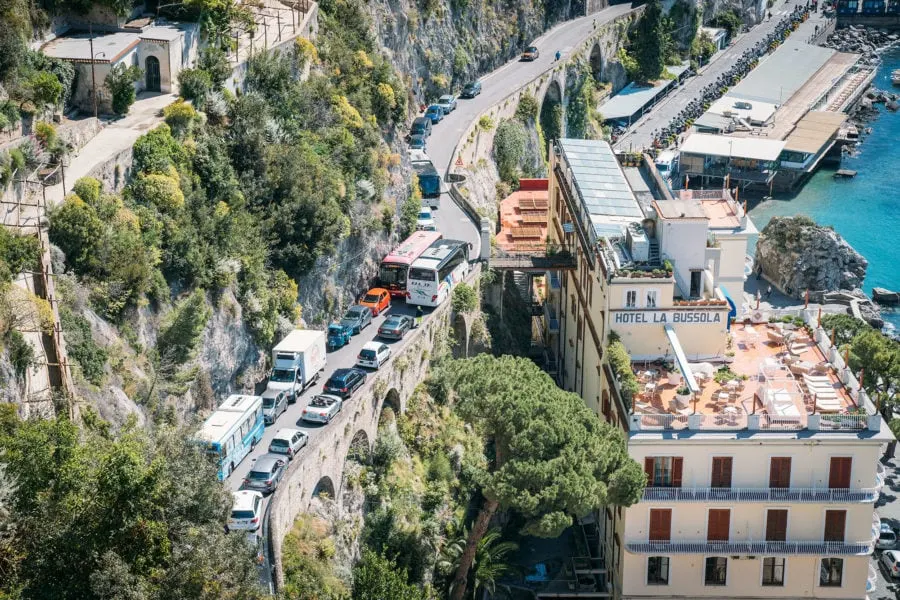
[378, 231, 443, 298]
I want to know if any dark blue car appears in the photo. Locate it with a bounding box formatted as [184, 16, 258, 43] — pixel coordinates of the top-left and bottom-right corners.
[425, 105, 444, 124]
[323, 368, 367, 399]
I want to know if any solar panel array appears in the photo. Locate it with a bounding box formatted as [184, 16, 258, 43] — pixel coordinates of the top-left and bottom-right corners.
[559, 139, 643, 224]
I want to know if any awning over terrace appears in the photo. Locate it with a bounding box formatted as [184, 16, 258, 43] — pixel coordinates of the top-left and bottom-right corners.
[665, 324, 700, 394]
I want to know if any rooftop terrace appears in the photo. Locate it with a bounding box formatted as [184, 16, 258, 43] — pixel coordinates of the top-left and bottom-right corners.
[629, 310, 880, 433]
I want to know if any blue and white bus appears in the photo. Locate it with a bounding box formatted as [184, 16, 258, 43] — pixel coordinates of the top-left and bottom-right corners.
[197, 394, 265, 480]
[406, 239, 470, 308]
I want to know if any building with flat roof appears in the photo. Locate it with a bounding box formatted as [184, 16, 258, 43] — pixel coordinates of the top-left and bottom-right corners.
[693, 96, 778, 134]
[537, 137, 890, 600]
[679, 133, 785, 187]
[599, 63, 691, 126]
[728, 40, 836, 106]
[41, 22, 198, 114]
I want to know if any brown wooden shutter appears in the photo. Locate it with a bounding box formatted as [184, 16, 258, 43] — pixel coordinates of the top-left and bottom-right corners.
[765, 509, 788, 541]
[672, 457, 684, 488]
[707, 509, 731, 542]
[824, 510, 846, 542]
[645, 458, 655, 483]
[829, 457, 852, 489]
[649, 509, 672, 541]
[769, 457, 792, 488]
[711, 457, 733, 488]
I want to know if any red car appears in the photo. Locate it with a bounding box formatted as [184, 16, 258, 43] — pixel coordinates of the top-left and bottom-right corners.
[359, 288, 391, 317]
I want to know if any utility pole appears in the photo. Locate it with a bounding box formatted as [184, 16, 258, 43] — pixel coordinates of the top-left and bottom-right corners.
[90, 23, 98, 119]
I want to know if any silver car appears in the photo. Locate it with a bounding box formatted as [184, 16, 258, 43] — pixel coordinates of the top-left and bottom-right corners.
[302, 394, 343, 424]
[881, 549, 900, 579]
[261, 388, 288, 425]
[268, 428, 309, 459]
[241, 454, 286, 494]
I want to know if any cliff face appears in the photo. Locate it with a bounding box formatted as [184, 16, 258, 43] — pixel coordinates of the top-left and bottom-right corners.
[756, 216, 868, 298]
[369, 0, 580, 101]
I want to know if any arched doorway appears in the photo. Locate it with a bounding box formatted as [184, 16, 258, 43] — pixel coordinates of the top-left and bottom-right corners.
[145, 56, 161, 92]
[589, 43, 604, 82]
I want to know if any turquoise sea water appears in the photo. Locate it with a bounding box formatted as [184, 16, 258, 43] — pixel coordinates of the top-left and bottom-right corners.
[749, 47, 900, 333]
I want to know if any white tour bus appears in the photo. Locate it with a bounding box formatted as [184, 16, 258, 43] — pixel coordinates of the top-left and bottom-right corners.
[196, 394, 265, 480]
[406, 239, 470, 308]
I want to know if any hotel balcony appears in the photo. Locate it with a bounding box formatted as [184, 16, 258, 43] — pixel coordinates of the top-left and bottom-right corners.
[642, 477, 884, 504]
[625, 538, 875, 556]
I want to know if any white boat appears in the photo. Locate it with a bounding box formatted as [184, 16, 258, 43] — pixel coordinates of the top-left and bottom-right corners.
[892, 69, 900, 86]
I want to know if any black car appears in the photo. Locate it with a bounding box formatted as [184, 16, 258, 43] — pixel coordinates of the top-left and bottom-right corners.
[378, 315, 415, 340]
[323, 368, 367, 399]
[460, 81, 482, 98]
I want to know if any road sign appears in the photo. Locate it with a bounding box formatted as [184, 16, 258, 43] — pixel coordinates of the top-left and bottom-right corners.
[455, 156, 464, 168]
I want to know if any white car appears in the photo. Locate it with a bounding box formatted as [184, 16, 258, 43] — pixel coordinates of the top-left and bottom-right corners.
[302, 394, 343, 424]
[437, 94, 457, 113]
[268, 428, 309, 459]
[416, 207, 436, 231]
[357, 341, 391, 370]
[881, 550, 900, 579]
[228, 490, 263, 532]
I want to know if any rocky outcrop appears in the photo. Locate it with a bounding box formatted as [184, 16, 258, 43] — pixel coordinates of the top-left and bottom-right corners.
[873, 287, 900, 306]
[756, 216, 868, 298]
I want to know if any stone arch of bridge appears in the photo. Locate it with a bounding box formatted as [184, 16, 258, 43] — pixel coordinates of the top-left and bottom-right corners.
[312, 475, 336, 501]
[589, 42, 604, 82]
[540, 78, 565, 142]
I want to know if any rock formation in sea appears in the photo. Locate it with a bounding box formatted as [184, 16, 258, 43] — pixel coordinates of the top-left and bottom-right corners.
[756, 215, 868, 298]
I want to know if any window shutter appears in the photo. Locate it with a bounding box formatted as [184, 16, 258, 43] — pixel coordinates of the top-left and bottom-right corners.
[824, 510, 846, 542]
[769, 457, 791, 488]
[649, 509, 672, 541]
[828, 457, 852, 489]
[766, 509, 788, 541]
[672, 457, 683, 488]
[711, 457, 733, 488]
[707, 509, 730, 542]
[645, 457, 654, 482]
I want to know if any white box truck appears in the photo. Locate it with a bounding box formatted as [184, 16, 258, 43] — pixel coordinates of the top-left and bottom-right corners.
[266, 330, 326, 403]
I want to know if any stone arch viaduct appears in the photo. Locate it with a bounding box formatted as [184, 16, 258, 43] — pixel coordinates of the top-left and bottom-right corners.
[267, 266, 479, 587]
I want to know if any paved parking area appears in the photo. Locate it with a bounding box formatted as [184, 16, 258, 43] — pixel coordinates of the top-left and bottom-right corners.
[873, 452, 900, 599]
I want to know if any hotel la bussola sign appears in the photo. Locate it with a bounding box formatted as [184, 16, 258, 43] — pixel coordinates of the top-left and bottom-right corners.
[612, 310, 725, 325]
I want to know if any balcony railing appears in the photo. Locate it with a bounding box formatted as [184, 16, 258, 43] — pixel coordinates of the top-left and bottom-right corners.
[629, 412, 882, 432]
[625, 539, 874, 556]
[642, 485, 881, 504]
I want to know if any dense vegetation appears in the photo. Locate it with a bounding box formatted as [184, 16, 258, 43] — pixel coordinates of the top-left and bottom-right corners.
[0, 406, 263, 600]
[619, 0, 701, 82]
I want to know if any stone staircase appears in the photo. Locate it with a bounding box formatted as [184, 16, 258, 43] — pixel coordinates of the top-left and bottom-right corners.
[826, 69, 871, 112]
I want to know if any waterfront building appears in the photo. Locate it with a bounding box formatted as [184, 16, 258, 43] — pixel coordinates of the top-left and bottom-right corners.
[678, 134, 785, 188]
[541, 138, 890, 599]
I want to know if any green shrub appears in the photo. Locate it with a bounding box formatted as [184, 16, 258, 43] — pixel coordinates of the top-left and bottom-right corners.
[9, 149, 24, 173]
[157, 289, 211, 365]
[26, 71, 63, 107]
[104, 64, 142, 115]
[493, 119, 527, 183]
[5, 330, 34, 378]
[0, 226, 40, 282]
[72, 177, 102, 205]
[178, 68, 212, 105]
[515, 93, 539, 121]
[59, 307, 107, 385]
[426, 452, 453, 482]
[130, 173, 185, 212]
[132, 124, 186, 175]
[34, 122, 57, 148]
[451, 282, 477, 314]
[197, 46, 232, 87]
[608, 339, 639, 407]
[163, 100, 197, 137]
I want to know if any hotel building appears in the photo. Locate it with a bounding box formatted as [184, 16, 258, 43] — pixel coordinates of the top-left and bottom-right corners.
[538, 138, 890, 599]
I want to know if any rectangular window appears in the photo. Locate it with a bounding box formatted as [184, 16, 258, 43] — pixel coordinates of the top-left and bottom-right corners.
[765, 509, 788, 542]
[645, 290, 658, 308]
[820, 558, 843, 587]
[828, 457, 852, 489]
[704, 557, 727, 586]
[648, 509, 672, 542]
[762, 557, 785, 586]
[707, 509, 730, 542]
[647, 556, 669, 585]
[710, 457, 733, 488]
[625, 290, 637, 308]
[769, 457, 792, 488]
[824, 510, 846, 542]
[643, 457, 683, 488]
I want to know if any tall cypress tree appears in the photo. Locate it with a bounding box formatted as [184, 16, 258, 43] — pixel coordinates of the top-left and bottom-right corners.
[633, 0, 665, 82]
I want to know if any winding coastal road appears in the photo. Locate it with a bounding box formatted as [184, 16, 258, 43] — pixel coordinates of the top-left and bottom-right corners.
[225, 2, 645, 590]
